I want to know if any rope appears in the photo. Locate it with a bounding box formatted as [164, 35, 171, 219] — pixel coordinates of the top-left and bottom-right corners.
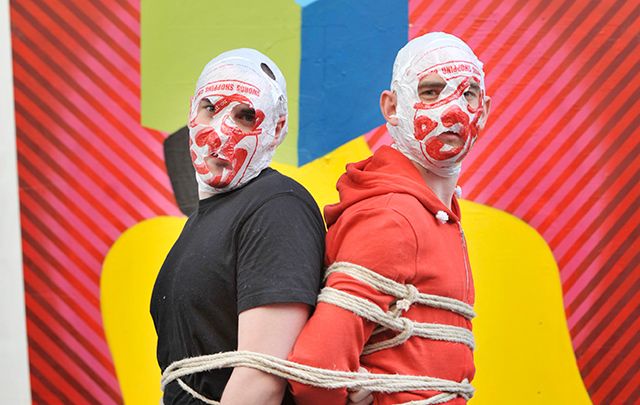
[363, 318, 414, 355]
[176, 379, 217, 404]
[318, 287, 475, 353]
[324, 262, 476, 320]
[163, 262, 476, 404]
[162, 351, 474, 405]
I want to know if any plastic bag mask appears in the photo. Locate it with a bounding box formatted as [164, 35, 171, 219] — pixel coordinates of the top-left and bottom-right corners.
[389, 32, 487, 177]
[188, 49, 287, 196]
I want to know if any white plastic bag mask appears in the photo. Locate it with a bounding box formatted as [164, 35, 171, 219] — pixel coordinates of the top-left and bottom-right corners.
[188, 49, 287, 196]
[389, 32, 487, 177]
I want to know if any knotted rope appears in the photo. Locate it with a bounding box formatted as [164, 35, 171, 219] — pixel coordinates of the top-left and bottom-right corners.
[324, 262, 476, 320]
[318, 287, 474, 354]
[162, 262, 476, 404]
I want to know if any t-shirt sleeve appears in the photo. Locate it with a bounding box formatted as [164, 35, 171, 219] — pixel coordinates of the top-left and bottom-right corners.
[235, 193, 325, 313]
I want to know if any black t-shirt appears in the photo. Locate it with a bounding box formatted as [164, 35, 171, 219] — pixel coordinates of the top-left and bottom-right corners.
[151, 168, 325, 404]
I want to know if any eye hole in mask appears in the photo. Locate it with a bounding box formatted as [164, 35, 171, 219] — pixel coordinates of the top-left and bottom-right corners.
[231, 104, 258, 132]
[195, 96, 264, 134]
[417, 74, 447, 103]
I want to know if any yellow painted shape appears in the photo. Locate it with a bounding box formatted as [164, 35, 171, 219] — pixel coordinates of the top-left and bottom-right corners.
[101, 216, 186, 405]
[101, 136, 590, 404]
[462, 201, 591, 404]
[270, 136, 373, 212]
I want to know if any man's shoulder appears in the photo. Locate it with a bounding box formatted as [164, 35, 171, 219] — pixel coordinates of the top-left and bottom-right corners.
[345, 191, 428, 222]
[248, 168, 317, 204]
[237, 168, 322, 222]
[386, 192, 432, 223]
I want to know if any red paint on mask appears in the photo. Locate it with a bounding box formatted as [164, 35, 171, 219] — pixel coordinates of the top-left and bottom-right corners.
[414, 77, 470, 110]
[219, 122, 245, 147]
[231, 148, 248, 175]
[442, 105, 470, 128]
[194, 161, 209, 175]
[414, 116, 438, 140]
[212, 94, 252, 115]
[192, 92, 267, 190]
[469, 112, 481, 141]
[221, 117, 262, 139]
[198, 106, 264, 189]
[425, 138, 464, 160]
[418, 106, 470, 161]
[194, 127, 222, 150]
[207, 173, 223, 187]
[207, 148, 249, 188]
[253, 109, 265, 130]
[219, 137, 237, 162]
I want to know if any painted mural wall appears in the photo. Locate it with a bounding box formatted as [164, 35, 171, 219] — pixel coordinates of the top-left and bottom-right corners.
[6, 0, 639, 403]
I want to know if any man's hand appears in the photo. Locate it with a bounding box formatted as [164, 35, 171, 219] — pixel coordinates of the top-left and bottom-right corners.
[220, 303, 311, 405]
[347, 367, 373, 405]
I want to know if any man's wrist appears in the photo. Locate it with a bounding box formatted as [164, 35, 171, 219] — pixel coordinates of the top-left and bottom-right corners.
[220, 367, 286, 405]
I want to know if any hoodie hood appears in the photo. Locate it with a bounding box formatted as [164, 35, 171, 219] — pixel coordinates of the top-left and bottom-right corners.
[324, 146, 461, 227]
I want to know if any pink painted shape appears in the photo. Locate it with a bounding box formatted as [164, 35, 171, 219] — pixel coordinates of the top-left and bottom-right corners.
[464, 0, 614, 198]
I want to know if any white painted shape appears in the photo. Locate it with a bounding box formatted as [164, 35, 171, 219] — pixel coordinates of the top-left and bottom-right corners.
[0, 0, 31, 403]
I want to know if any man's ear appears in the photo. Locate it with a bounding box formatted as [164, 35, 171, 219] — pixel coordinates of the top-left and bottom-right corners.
[380, 90, 399, 126]
[274, 116, 286, 143]
[478, 96, 491, 130]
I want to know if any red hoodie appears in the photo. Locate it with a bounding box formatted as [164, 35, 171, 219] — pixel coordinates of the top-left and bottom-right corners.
[289, 146, 475, 405]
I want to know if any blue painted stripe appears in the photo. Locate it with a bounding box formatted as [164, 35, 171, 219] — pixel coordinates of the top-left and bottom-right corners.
[297, 0, 408, 164]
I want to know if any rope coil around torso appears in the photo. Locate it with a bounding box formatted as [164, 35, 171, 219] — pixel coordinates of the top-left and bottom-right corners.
[324, 262, 476, 320]
[162, 351, 474, 405]
[317, 287, 475, 354]
[162, 262, 476, 404]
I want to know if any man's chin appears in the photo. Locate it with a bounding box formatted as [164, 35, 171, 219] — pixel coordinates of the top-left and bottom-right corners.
[209, 177, 233, 189]
[202, 168, 234, 190]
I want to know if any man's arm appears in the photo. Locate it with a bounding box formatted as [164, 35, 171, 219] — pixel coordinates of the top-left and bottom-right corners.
[289, 207, 418, 404]
[220, 303, 311, 405]
[288, 297, 378, 405]
[223, 191, 325, 403]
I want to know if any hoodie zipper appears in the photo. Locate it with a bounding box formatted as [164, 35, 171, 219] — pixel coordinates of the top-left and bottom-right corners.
[457, 222, 471, 303]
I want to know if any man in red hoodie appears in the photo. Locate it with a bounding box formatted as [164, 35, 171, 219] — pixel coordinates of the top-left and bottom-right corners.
[289, 32, 491, 405]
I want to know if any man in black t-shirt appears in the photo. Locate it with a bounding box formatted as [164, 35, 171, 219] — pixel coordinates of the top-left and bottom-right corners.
[150, 49, 325, 404]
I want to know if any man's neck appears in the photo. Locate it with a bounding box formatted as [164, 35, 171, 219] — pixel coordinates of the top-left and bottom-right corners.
[199, 190, 215, 199]
[411, 161, 459, 210]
